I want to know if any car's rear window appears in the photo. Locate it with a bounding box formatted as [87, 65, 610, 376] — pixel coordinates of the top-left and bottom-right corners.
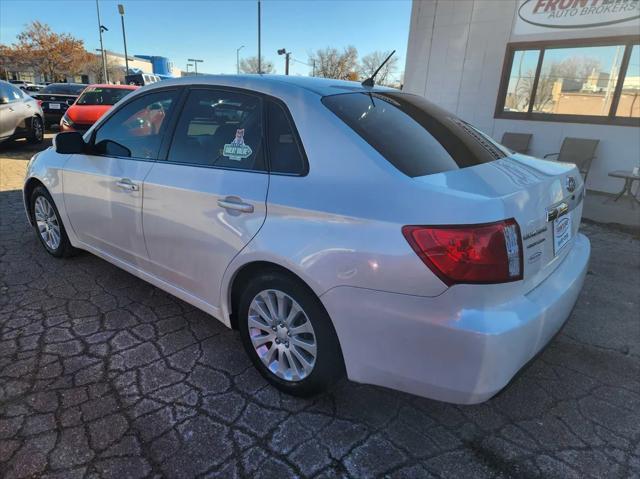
[77, 87, 134, 105]
[41, 84, 86, 95]
[322, 92, 509, 177]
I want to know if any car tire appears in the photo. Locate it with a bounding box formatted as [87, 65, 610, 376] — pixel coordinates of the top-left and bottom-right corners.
[27, 116, 43, 144]
[30, 186, 76, 257]
[238, 271, 345, 397]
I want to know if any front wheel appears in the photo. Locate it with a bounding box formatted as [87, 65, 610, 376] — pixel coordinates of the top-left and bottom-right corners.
[30, 186, 76, 257]
[27, 116, 43, 144]
[238, 272, 345, 397]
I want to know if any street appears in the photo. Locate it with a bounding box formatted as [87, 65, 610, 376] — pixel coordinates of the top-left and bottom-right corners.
[1, 137, 639, 478]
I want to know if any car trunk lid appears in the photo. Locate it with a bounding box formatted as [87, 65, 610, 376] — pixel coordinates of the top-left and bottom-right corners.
[414, 154, 584, 292]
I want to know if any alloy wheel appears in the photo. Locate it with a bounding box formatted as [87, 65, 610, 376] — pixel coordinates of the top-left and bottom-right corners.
[34, 196, 61, 250]
[248, 289, 317, 382]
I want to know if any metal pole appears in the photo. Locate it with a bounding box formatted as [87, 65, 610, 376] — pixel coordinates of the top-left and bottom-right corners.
[236, 45, 244, 75]
[257, 0, 261, 74]
[119, 7, 129, 75]
[285, 52, 290, 75]
[96, 0, 107, 82]
[194, 62, 198, 76]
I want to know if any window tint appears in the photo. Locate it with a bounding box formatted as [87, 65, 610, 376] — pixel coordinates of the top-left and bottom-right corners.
[322, 92, 505, 178]
[77, 87, 134, 105]
[41, 84, 86, 95]
[267, 101, 305, 174]
[93, 89, 178, 159]
[167, 89, 264, 171]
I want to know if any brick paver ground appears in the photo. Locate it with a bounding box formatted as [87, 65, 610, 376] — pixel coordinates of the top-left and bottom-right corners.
[1, 136, 639, 478]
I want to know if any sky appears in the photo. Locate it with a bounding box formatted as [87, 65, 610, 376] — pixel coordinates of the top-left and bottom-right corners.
[0, 0, 413, 78]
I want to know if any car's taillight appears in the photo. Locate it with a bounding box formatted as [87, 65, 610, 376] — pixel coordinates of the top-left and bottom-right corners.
[36, 99, 43, 107]
[402, 219, 523, 285]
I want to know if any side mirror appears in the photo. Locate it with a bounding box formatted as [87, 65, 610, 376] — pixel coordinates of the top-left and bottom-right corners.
[54, 131, 86, 154]
[0, 96, 9, 105]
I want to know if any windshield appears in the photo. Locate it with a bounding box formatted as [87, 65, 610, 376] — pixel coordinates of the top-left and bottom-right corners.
[322, 92, 509, 177]
[76, 87, 134, 105]
[41, 84, 86, 95]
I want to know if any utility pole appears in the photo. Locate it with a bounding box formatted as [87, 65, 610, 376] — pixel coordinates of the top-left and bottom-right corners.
[95, 49, 109, 83]
[277, 49, 291, 75]
[117, 4, 129, 75]
[186, 63, 193, 75]
[257, 0, 261, 74]
[236, 45, 245, 74]
[96, 0, 107, 83]
[188, 58, 203, 75]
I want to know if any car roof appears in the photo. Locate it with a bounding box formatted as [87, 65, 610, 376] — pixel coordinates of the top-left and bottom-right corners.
[85, 84, 139, 90]
[146, 74, 397, 97]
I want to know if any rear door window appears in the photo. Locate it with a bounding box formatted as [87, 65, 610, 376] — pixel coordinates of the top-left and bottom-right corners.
[322, 92, 508, 177]
[167, 88, 265, 171]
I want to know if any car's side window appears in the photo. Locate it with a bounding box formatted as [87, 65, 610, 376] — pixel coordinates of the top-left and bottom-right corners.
[0, 84, 10, 102]
[167, 88, 265, 171]
[266, 101, 306, 175]
[8, 85, 23, 102]
[93, 89, 178, 160]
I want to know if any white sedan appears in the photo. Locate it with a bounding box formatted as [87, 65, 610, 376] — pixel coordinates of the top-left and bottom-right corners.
[23, 75, 590, 404]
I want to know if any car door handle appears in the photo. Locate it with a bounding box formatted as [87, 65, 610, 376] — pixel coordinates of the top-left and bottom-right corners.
[115, 178, 139, 191]
[8, 107, 14, 112]
[217, 197, 254, 213]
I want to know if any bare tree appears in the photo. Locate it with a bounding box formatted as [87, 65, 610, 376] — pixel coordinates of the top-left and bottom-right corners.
[309, 46, 358, 80]
[239, 56, 275, 74]
[84, 53, 122, 83]
[359, 50, 398, 85]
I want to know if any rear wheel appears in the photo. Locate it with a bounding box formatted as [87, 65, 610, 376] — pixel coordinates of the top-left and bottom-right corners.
[27, 116, 43, 144]
[238, 272, 344, 397]
[30, 186, 76, 257]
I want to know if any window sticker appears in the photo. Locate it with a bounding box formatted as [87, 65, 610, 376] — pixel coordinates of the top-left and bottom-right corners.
[223, 129, 252, 161]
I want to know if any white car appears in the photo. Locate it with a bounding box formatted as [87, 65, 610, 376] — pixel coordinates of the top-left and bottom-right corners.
[23, 75, 590, 404]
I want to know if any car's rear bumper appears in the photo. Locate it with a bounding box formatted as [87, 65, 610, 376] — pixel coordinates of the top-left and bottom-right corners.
[44, 112, 64, 124]
[321, 233, 590, 404]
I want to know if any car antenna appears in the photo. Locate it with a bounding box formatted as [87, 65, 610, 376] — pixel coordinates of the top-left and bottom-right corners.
[361, 50, 396, 88]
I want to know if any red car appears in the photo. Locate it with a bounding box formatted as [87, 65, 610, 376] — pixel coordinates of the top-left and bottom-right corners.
[60, 84, 138, 133]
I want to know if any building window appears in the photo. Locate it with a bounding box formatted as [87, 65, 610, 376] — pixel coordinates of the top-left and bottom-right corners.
[496, 37, 639, 126]
[617, 44, 640, 119]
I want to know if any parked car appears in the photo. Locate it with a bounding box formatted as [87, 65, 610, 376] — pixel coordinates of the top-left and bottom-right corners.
[60, 84, 138, 133]
[0, 80, 44, 144]
[31, 83, 87, 129]
[24, 84, 45, 93]
[22, 75, 590, 404]
[9, 79, 34, 90]
[125, 73, 161, 86]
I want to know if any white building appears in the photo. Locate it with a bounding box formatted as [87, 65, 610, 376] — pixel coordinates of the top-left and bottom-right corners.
[404, 0, 640, 193]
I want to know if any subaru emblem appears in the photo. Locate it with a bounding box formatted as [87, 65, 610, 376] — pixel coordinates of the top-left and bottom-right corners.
[566, 176, 576, 193]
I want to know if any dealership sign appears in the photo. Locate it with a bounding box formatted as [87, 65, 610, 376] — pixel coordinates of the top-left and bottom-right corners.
[518, 0, 640, 29]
